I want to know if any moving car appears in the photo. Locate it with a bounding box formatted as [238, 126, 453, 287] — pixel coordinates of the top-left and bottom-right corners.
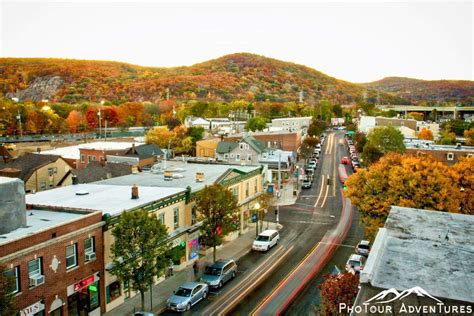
[201, 259, 237, 289]
[345, 254, 366, 274]
[356, 240, 371, 257]
[166, 282, 209, 312]
[341, 156, 350, 164]
[252, 229, 280, 251]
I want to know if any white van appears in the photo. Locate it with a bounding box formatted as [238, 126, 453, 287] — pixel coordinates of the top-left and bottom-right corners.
[252, 230, 280, 252]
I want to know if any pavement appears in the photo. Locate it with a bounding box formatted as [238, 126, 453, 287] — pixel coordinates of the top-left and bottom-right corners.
[104, 221, 272, 316]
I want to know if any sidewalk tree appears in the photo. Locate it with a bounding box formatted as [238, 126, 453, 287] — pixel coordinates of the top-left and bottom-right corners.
[307, 119, 328, 137]
[195, 184, 240, 263]
[346, 153, 465, 240]
[319, 272, 359, 316]
[245, 117, 267, 132]
[360, 142, 383, 166]
[0, 265, 16, 315]
[418, 128, 434, 140]
[110, 209, 170, 311]
[464, 127, 474, 145]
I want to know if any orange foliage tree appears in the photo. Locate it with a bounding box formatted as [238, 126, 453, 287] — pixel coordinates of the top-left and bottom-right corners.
[464, 127, 474, 146]
[318, 273, 359, 316]
[66, 110, 85, 133]
[346, 153, 469, 240]
[418, 127, 434, 140]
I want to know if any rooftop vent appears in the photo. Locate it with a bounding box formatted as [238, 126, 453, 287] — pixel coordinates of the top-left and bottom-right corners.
[196, 172, 204, 182]
[76, 191, 89, 196]
[131, 184, 139, 199]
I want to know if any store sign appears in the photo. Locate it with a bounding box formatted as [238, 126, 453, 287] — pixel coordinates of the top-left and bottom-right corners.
[74, 275, 95, 292]
[20, 301, 45, 316]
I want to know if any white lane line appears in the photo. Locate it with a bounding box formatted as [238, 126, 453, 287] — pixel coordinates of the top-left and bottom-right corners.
[321, 177, 330, 208]
[314, 175, 326, 207]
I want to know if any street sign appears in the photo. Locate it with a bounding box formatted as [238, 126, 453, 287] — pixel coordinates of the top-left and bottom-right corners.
[252, 213, 257, 223]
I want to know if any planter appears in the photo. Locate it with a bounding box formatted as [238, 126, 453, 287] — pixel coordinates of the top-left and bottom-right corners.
[224, 231, 239, 242]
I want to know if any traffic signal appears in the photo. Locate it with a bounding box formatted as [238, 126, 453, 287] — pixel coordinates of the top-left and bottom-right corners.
[343, 185, 348, 191]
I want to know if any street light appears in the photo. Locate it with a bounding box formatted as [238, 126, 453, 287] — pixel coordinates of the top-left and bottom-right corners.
[253, 202, 261, 237]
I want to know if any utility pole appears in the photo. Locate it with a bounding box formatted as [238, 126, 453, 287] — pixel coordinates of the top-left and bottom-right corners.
[97, 109, 102, 140]
[276, 151, 281, 228]
[104, 120, 107, 142]
[17, 110, 23, 137]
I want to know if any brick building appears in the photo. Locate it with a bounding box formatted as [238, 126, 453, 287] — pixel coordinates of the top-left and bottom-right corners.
[0, 177, 104, 316]
[405, 143, 474, 165]
[224, 131, 302, 152]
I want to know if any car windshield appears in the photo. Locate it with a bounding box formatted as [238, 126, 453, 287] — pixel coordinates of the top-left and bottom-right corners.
[349, 260, 361, 267]
[205, 267, 221, 276]
[175, 287, 192, 297]
[256, 235, 269, 242]
[358, 244, 370, 249]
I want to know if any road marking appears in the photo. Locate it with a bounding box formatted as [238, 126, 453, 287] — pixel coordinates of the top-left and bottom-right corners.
[313, 175, 325, 207]
[320, 178, 330, 208]
[211, 246, 294, 316]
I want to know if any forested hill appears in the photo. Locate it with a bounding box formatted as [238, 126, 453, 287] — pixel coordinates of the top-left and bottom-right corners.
[363, 77, 474, 106]
[1, 53, 408, 105]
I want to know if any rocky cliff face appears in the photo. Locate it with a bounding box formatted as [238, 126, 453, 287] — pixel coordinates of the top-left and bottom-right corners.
[6, 76, 64, 102]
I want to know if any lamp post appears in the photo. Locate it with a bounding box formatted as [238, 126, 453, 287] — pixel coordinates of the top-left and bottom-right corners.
[253, 202, 260, 237]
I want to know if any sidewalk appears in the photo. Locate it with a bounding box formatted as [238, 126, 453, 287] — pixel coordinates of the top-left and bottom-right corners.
[105, 222, 271, 315]
[276, 176, 299, 206]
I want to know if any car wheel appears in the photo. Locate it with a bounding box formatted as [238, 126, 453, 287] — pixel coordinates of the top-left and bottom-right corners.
[186, 303, 191, 311]
[232, 271, 236, 279]
[203, 291, 208, 299]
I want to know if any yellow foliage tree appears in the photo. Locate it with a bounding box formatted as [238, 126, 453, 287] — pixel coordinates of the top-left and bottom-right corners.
[418, 127, 434, 140]
[464, 127, 474, 146]
[145, 126, 174, 149]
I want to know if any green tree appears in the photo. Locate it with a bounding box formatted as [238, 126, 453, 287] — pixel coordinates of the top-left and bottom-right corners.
[437, 131, 457, 145]
[187, 126, 205, 145]
[0, 265, 16, 315]
[442, 119, 473, 136]
[110, 209, 170, 311]
[318, 98, 332, 121]
[331, 104, 343, 117]
[307, 119, 328, 137]
[361, 142, 383, 166]
[366, 126, 405, 154]
[195, 184, 240, 263]
[354, 132, 367, 153]
[245, 117, 267, 132]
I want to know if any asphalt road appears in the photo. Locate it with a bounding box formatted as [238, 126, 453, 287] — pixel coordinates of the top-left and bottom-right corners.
[160, 131, 361, 316]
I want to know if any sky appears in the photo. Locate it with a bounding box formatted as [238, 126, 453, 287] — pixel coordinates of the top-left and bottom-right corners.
[1, 0, 472, 82]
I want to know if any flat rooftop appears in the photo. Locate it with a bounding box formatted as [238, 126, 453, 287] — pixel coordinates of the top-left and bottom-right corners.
[0, 209, 85, 245]
[98, 161, 260, 192]
[38, 141, 143, 160]
[0, 176, 18, 184]
[405, 143, 474, 152]
[361, 206, 474, 303]
[26, 183, 185, 216]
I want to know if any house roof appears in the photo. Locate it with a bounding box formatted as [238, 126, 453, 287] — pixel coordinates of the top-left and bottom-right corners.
[72, 162, 133, 183]
[242, 135, 267, 153]
[216, 141, 239, 154]
[38, 141, 143, 160]
[0, 152, 65, 181]
[126, 144, 163, 159]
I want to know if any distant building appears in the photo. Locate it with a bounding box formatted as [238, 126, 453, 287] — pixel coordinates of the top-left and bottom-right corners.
[270, 116, 312, 132]
[0, 177, 104, 316]
[358, 116, 418, 138]
[352, 206, 474, 315]
[216, 135, 267, 165]
[196, 138, 220, 158]
[225, 130, 302, 152]
[405, 142, 474, 164]
[0, 152, 72, 193]
[71, 162, 133, 184]
[416, 121, 440, 139]
[184, 117, 211, 129]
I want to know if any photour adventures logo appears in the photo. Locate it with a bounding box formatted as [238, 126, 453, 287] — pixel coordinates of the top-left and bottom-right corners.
[339, 286, 473, 315]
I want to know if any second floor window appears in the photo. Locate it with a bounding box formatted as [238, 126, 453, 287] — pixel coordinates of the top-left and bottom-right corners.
[4, 266, 20, 294]
[174, 207, 179, 229]
[81, 154, 85, 163]
[66, 244, 78, 270]
[159, 212, 165, 225]
[28, 257, 44, 287]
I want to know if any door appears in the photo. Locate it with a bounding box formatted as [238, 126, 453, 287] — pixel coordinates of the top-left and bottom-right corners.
[191, 285, 202, 304]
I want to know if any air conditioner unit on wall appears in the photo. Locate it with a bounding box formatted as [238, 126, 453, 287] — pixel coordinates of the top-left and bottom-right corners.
[29, 274, 45, 287]
[85, 252, 96, 261]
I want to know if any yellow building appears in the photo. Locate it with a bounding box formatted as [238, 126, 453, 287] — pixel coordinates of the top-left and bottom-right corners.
[196, 138, 219, 158]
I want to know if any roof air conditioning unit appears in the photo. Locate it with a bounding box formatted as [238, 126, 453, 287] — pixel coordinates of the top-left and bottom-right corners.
[29, 274, 45, 287]
[85, 252, 96, 261]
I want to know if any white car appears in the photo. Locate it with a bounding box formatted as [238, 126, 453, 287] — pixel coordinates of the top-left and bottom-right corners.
[252, 230, 280, 252]
[345, 254, 366, 274]
[356, 240, 371, 256]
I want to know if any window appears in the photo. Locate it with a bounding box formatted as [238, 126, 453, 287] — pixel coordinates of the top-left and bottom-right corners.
[247, 154, 252, 161]
[81, 154, 85, 163]
[191, 206, 197, 225]
[92, 156, 97, 161]
[88, 155, 92, 163]
[4, 266, 20, 294]
[48, 167, 57, 176]
[28, 257, 43, 287]
[236, 154, 240, 161]
[232, 187, 239, 200]
[174, 207, 179, 229]
[124, 280, 130, 299]
[239, 143, 245, 150]
[254, 179, 258, 193]
[447, 153, 454, 161]
[246, 182, 249, 198]
[230, 153, 234, 158]
[66, 244, 78, 270]
[106, 281, 121, 303]
[84, 237, 95, 261]
[159, 212, 165, 225]
[224, 154, 229, 159]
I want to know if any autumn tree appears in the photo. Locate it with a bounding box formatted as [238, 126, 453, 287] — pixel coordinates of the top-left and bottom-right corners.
[0, 265, 16, 315]
[408, 112, 424, 121]
[464, 127, 474, 146]
[360, 142, 383, 166]
[245, 117, 267, 132]
[145, 126, 175, 149]
[307, 119, 328, 137]
[66, 110, 86, 133]
[354, 132, 367, 153]
[195, 184, 240, 263]
[346, 153, 465, 240]
[366, 126, 405, 154]
[110, 209, 170, 311]
[451, 156, 474, 214]
[418, 127, 434, 140]
[319, 273, 359, 316]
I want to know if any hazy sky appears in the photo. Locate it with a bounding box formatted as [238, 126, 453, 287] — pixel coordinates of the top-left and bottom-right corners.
[1, 1, 472, 82]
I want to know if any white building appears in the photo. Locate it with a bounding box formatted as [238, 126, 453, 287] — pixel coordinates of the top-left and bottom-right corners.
[270, 116, 312, 132]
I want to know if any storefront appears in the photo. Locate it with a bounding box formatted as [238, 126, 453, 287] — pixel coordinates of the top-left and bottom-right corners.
[67, 273, 100, 316]
[169, 236, 187, 266]
[20, 301, 45, 316]
[187, 230, 200, 261]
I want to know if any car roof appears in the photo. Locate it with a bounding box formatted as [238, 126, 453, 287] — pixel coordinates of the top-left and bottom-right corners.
[349, 254, 363, 261]
[210, 259, 234, 268]
[179, 282, 203, 290]
[259, 229, 278, 236]
[359, 240, 370, 246]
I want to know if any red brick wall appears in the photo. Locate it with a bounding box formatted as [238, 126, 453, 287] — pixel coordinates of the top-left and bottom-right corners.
[77, 149, 106, 169]
[225, 133, 301, 151]
[1, 213, 105, 315]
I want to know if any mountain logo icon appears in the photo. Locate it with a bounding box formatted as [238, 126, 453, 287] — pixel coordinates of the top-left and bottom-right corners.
[365, 286, 443, 304]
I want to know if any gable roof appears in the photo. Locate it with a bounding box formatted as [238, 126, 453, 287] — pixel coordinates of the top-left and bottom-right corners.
[242, 135, 267, 153]
[125, 144, 163, 159]
[0, 152, 65, 181]
[71, 162, 133, 183]
[216, 141, 239, 154]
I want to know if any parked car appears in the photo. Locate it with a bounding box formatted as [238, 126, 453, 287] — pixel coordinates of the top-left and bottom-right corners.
[201, 259, 237, 289]
[252, 229, 280, 252]
[308, 161, 317, 169]
[166, 282, 209, 312]
[341, 156, 350, 164]
[345, 254, 366, 274]
[356, 240, 371, 257]
[316, 143, 321, 149]
[302, 177, 312, 189]
[134, 312, 154, 316]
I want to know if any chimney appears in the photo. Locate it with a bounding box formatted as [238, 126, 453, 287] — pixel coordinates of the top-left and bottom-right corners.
[72, 174, 79, 185]
[131, 184, 139, 199]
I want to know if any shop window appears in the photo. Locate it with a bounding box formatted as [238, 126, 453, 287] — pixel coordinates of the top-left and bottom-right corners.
[191, 206, 197, 225]
[173, 207, 179, 229]
[69, 281, 100, 314]
[28, 257, 44, 288]
[4, 266, 20, 294]
[188, 239, 199, 260]
[66, 244, 78, 270]
[106, 281, 121, 303]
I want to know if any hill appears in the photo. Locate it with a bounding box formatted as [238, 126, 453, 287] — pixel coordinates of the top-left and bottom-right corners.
[0, 54, 409, 105]
[363, 77, 474, 106]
